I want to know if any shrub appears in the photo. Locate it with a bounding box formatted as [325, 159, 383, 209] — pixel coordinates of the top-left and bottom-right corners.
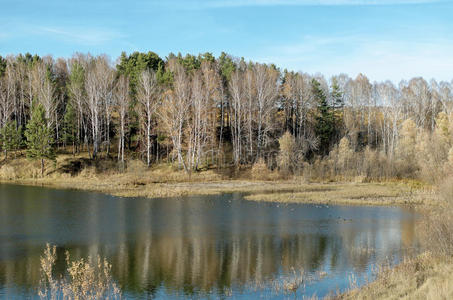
[277, 132, 297, 177]
[38, 244, 121, 300]
[420, 176, 453, 256]
[251, 158, 276, 180]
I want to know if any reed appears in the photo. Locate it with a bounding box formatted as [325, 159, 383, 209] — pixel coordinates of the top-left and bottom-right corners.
[38, 244, 121, 300]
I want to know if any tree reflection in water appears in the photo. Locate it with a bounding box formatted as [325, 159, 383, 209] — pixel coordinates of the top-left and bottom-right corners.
[0, 184, 419, 299]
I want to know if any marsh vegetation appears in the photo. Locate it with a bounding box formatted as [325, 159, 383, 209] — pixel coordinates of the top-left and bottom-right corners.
[1, 51, 453, 299]
[0, 184, 419, 299]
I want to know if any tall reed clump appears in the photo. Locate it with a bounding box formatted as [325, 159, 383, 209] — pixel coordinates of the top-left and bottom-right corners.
[38, 244, 121, 300]
[251, 157, 279, 180]
[271, 268, 306, 298]
[421, 176, 453, 256]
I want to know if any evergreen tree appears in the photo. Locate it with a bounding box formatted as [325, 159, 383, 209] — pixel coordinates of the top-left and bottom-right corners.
[116, 51, 164, 152]
[0, 121, 23, 159]
[116, 51, 164, 96]
[0, 56, 6, 77]
[156, 64, 173, 87]
[25, 104, 56, 176]
[198, 52, 216, 64]
[330, 77, 344, 109]
[218, 52, 236, 82]
[62, 102, 77, 156]
[179, 53, 200, 72]
[312, 79, 335, 155]
[330, 78, 345, 142]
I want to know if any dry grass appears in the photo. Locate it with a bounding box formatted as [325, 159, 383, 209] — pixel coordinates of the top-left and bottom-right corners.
[38, 244, 121, 300]
[245, 182, 436, 206]
[338, 252, 453, 300]
[250, 158, 280, 181]
[333, 176, 453, 300]
[0, 154, 436, 207]
[2, 155, 451, 299]
[272, 268, 306, 298]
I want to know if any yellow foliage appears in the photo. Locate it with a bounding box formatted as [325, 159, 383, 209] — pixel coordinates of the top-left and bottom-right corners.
[398, 118, 417, 161]
[338, 137, 354, 171]
[435, 112, 450, 147]
[277, 131, 297, 176]
[38, 244, 121, 299]
[251, 158, 276, 180]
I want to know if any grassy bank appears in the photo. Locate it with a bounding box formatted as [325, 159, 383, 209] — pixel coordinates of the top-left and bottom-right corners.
[2, 154, 451, 299]
[244, 181, 435, 206]
[335, 178, 453, 300]
[0, 154, 436, 206]
[339, 253, 453, 299]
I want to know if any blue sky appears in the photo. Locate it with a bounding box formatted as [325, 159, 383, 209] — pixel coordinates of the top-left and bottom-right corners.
[1, 0, 452, 82]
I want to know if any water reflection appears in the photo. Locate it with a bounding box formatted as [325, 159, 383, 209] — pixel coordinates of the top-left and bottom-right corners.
[0, 184, 418, 298]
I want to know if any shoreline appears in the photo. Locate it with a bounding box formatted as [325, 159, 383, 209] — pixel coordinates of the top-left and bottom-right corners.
[0, 155, 434, 207]
[340, 252, 453, 299]
[0, 176, 435, 207]
[1, 163, 447, 299]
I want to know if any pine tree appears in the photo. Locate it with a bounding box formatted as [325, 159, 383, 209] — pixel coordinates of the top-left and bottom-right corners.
[0, 56, 6, 77]
[116, 51, 164, 97]
[330, 77, 344, 143]
[312, 79, 335, 155]
[218, 52, 236, 82]
[62, 102, 77, 156]
[0, 121, 23, 159]
[331, 77, 344, 109]
[25, 104, 56, 176]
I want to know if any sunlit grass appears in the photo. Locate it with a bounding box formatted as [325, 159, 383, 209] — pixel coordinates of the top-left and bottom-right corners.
[38, 244, 121, 300]
[338, 253, 453, 300]
[1, 154, 450, 299]
[245, 182, 437, 206]
[0, 153, 435, 207]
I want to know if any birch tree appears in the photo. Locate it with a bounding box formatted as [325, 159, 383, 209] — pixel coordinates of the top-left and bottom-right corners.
[254, 63, 279, 157]
[158, 60, 191, 172]
[0, 68, 14, 128]
[115, 75, 130, 165]
[137, 69, 159, 167]
[68, 60, 86, 153]
[32, 60, 56, 128]
[84, 56, 114, 159]
[229, 69, 245, 165]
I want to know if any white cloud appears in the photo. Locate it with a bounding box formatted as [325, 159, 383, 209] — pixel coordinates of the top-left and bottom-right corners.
[255, 35, 453, 82]
[36, 26, 123, 45]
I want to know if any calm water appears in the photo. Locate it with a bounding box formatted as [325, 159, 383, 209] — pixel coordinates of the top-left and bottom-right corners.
[0, 184, 418, 299]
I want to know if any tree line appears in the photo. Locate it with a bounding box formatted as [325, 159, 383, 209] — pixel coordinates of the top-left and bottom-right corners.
[1, 51, 453, 179]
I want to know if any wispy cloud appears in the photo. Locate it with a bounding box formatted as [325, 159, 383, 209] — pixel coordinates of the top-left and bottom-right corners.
[36, 26, 123, 45]
[256, 34, 453, 82]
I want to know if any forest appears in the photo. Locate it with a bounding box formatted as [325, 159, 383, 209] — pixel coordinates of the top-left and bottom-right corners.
[2, 51, 453, 299]
[0, 51, 452, 182]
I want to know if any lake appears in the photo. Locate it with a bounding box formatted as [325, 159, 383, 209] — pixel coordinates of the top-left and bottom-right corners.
[0, 184, 419, 299]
